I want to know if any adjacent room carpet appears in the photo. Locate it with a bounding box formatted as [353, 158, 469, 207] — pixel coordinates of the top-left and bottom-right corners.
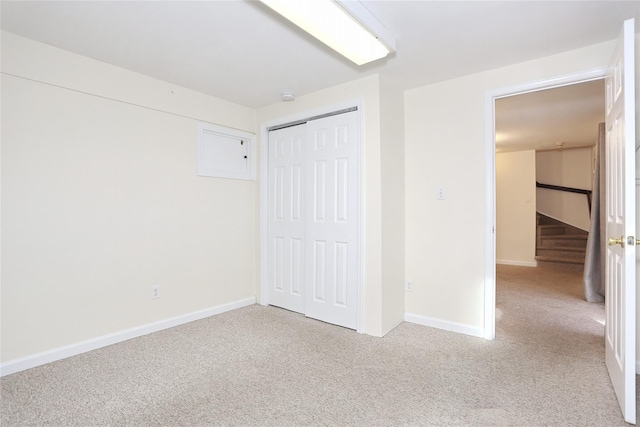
[1, 264, 635, 426]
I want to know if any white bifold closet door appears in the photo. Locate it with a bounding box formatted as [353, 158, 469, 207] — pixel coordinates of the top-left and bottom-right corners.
[267, 123, 306, 314]
[267, 110, 359, 329]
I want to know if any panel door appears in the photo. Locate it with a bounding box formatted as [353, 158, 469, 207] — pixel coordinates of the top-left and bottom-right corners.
[267, 124, 307, 314]
[604, 18, 636, 425]
[304, 111, 359, 329]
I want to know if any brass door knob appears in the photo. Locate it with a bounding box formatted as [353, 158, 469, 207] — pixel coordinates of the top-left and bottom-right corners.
[608, 236, 625, 247]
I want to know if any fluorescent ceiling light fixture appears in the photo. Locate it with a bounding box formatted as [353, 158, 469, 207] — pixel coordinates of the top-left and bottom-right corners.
[260, 0, 396, 65]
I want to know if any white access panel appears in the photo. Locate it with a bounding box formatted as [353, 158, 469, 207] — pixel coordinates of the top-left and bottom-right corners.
[198, 122, 255, 180]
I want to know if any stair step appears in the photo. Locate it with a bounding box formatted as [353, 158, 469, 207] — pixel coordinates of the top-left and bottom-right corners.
[540, 234, 587, 239]
[538, 225, 568, 236]
[537, 246, 586, 253]
[536, 213, 588, 267]
[535, 255, 585, 265]
[539, 235, 587, 249]
[538, 225, 588, 236]
[537, 216, 566, 226]
[536, 248, 585, 261]
[535, 259, 585, 272]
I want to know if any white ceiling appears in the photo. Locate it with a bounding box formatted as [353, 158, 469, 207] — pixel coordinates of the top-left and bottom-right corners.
[1, 1, 638, 150]
[496, 79, 605, 153]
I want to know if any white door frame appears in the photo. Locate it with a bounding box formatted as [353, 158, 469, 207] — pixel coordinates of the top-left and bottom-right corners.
[484, 67, 606, 340]
[259, 99, 365, 333]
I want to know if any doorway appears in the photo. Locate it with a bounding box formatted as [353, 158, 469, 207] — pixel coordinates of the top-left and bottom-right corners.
[484, 69, 607, 340]
[493, 78, 606, 353]
[495, 80, 604, 266]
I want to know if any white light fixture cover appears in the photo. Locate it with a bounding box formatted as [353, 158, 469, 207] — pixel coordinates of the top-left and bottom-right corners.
[260, 0, 396, 65]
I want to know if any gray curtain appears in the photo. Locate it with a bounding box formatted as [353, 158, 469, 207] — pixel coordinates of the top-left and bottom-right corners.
[583, 123, 605, 302]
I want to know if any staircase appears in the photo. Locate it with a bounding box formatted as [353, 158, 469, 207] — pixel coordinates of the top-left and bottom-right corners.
[536, 213, 588, 267]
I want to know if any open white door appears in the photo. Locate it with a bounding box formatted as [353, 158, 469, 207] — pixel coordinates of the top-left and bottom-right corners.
[605, 18, 636, 425]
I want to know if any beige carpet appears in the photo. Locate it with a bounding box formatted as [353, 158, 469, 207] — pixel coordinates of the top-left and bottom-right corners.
[0, 264, 634, 426]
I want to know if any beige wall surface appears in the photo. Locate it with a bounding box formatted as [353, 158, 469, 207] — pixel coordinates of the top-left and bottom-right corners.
[536, 147, 593, 231]
[1, 32, 257, 362]
[496, 151, 537, 266]
[379, 75, 406, 335]
[405, 40, 616, 332]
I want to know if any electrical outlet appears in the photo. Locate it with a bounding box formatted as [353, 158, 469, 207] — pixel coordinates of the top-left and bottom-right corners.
[437, 187, 446, 200]
[406, 281, 413, 292]
[152, 285, 160, 299]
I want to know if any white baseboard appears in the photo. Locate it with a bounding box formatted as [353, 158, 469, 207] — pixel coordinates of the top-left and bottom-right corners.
[404, 312, 485, 338]
[0, 296, 256, 377]
[496, 259, 537, 267]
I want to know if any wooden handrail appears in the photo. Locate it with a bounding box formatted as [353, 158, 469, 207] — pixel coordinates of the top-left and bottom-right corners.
[536, 181, 592, 215]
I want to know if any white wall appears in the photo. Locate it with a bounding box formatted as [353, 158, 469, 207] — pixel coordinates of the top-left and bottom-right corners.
[536, 147, 593, 231]
[379, 75, 406, 334]
[634, 30, 640, 373]
[405, 40, 617, 335]
[1, 32, 257, 363]
[496, 151, 537, 266]
[257, 74, 404, 337]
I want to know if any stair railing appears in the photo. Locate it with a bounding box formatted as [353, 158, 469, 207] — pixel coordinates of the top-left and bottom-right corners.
[536, 181, 592, 216]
